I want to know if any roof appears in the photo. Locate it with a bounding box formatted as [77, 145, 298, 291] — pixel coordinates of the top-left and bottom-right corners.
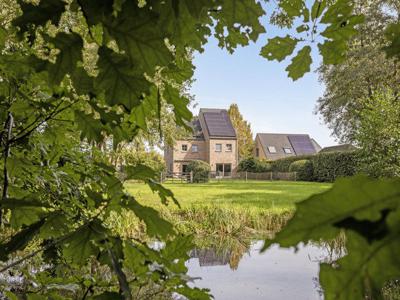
[199, 108, 236, 138]
[320, 144, 356, 153]
[256, 133, 319, 160]
[188, 117, 204, 139]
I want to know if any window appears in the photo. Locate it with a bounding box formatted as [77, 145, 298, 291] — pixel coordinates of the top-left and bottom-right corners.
[268, 146, 277, 153]
[226, 144, 232, 152]
[256, 148, 260, 157]
[181, 144, 188, 152]
[215, 144, 222, 152]
[182, 164, 188, 173]
[192, 144, 198, 152]
[283, 147, 292, 154]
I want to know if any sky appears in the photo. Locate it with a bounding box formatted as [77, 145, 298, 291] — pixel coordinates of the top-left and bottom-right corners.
[189, 7, 338, 148]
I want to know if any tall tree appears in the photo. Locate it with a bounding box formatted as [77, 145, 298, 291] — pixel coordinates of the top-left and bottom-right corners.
[316, 0, 400, 142]
[228, 104, 254, 159]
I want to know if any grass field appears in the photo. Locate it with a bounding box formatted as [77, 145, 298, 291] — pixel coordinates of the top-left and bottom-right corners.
[125, 180, 332, 214]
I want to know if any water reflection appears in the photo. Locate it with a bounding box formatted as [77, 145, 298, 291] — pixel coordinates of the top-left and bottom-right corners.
[187, 240, 343, 300]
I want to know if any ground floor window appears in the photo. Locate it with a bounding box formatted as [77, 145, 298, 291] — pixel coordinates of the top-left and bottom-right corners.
[215, 163, 232, 176]
[182, 164, 188, 173]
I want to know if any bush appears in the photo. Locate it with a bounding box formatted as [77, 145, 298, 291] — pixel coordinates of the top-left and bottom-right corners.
[238, 157, 271, 173]
[289, 160, 314, 181]
[270, 155, 314, 172]
[311, 151, 359, 182]
[187, 160, 211, 183]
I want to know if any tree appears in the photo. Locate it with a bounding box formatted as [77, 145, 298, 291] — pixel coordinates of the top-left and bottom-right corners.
[316, 0, 400, 142]
[355, 89, 400, 177]
[228, 104, 254, 159]
[1, 0, 400, 299]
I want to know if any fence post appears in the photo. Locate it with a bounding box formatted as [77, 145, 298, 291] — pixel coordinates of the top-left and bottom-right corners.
[190, 171, 193, 183]
[245, 171, 248, 182]
[160, 172, 163, 183]
[270, 172, 272, 181]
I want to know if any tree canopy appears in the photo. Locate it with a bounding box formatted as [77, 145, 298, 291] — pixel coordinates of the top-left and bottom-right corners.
[228, 103, 254, 159]
[0, 0, 400, 299]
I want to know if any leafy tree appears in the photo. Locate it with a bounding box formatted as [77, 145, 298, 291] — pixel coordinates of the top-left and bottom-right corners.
[0, 0, 399, 299]
[228, 103, 254, 159]
[316, 0, 400, 142]
[355, 89, 400, 177]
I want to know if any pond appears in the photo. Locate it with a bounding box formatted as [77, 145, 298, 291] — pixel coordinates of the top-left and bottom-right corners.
[186, 240, 338, 300]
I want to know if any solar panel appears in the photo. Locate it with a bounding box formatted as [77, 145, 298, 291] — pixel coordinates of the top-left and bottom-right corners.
[203, 111, 236, 137]
[288, 135, 316, 155]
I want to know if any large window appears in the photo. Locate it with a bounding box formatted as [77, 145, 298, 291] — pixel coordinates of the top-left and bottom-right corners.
[192, 144, 198, 152]
[181, 144, 188, 152]
[226, 144, 232, 152]
[215, 144, 222, 152]
[283, 147, 292, 154]
[268, 146, 277, 153]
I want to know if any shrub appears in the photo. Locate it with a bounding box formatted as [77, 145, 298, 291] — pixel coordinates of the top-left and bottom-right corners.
[270, 155, 314, 172]
[289, 160, 314, 181]
[238, 157, 271, 173]
[311, 151, 359, 182]
[187, 160, 211, 183]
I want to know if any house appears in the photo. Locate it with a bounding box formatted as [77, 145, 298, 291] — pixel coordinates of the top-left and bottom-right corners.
[254, 133, 321, 161]
[165, 108, 238, 176]
[319, 144, 356, 153]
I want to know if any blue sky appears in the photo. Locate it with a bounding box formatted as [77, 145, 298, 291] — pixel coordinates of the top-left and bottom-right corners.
[189, 7, 338, 148]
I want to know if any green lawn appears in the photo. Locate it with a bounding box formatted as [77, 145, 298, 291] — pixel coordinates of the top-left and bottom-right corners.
[125, 180, 331, 213]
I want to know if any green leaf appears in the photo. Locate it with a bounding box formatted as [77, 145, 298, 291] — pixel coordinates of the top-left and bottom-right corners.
[296, 24, 309, 33]
[286, 46, 312, 81]
[13, 0, 66, 33]
[39, 213, 69, 239]
[46, 32, 83, 86]
[260, 35, 298, 62]
[147, 180, 180, 207]
[62, 223, 104, 265]
[0, 219, 45, 261]
[384, 22, 400, 59]
[163, 84, 192, 127]
[161, 235, 193, 261]
[95, 47, 150, 110]
[318, 40, 347, 65]
[74, 110, 104, 143]
[8, 198, 46, 228]
[320, 218, 400, 300]
[279, 0, 306, 18]
[88, 292, 124, 300]
[311, 0, 327, 21]
[125, 164, 157, 181]
[126, 200, 174, 238]
[262, 176, 400, 251]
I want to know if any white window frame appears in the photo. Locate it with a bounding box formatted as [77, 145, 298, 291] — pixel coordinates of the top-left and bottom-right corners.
[181, 144, 188, 152]
[283, 147, 292, 154]
[215, 144, 222, 152]
[192, 144, 199, 153]
[226, 144, 232, 152]
[268, 146, 277, 153]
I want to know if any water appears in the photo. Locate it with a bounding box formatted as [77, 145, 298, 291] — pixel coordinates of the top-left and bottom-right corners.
[187, 241, 333, 300]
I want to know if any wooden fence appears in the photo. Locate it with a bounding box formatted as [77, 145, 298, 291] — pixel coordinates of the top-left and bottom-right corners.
[160, 171, 297, 183]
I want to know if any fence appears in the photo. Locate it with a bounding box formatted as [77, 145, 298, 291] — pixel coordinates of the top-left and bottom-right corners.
[160, 171, 297, 183]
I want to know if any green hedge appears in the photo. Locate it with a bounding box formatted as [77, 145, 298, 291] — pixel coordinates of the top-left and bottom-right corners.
[238, 157, 271, 173]
[187, 160, 211, 183]
[311, 151, 359, 182]
[270, 151, 360, 182]
[289, 160, 314, 181]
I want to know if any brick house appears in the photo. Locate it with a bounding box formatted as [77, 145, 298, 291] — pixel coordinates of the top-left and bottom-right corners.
[164, 108, 238, 176]
[254, 133, 321, 161]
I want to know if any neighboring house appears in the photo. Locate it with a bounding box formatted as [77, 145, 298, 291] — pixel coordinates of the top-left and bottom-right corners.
[165, 108, 238, 176]
[254, 133, 321, 161]
[320, 144, 356, 153]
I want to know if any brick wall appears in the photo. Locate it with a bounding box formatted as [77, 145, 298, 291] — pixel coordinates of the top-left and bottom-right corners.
[208, 139, 238, 173]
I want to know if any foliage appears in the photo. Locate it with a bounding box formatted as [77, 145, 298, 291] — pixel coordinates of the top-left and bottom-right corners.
[311, 151, 360, 182]
[270, 155, 314, 172]
[238, 157, 272, 173]
[263, 176, 400, 299]
[228, 103, 254, 159]
[186, 160, 211, 183]
[289, 159, 314, 181]
[355, 89, 400, 178]
[316, 0, 400, 142]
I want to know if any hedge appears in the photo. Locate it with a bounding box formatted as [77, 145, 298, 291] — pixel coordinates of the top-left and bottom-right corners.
[238, 157, 271, 173]
[270, 151, 360, 182]
[187, 160, 211, 183]
[289, 160, 314, 181]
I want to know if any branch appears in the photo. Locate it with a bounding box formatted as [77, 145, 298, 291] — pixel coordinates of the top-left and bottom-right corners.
[0, 112, 14, 226]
